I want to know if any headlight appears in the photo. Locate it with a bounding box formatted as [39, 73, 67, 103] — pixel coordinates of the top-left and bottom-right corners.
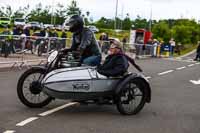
[48, 51, 58, 63]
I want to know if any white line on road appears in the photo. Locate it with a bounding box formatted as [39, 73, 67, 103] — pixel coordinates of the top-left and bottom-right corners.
[3, 130, 16, 133]
[158, 70, 174, 76]
[176, 66, 186, 70]
[190, 79, 200, 85]
[16, 117, 38, 127]
[39, 102, 78, 117]
[145, 76, 152, 79]
[188, 64, 195, 67]
[195, 62, 200, 65]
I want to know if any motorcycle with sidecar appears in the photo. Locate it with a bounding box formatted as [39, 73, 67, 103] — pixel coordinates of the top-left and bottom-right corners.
[17, 50, 151, 115]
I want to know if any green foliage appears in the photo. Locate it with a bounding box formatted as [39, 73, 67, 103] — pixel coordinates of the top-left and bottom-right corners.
[152, 21, 171, 42]
[67, 0, 81, 16]
[123, 17, 132, 30]
[132, 15, 148, 29]
[152, 19, 200, 45]
[0, 1, 200, 46]
[95, 17, 114, 29]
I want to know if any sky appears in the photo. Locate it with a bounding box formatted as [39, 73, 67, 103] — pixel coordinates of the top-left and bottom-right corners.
[0, 0, 200, 21]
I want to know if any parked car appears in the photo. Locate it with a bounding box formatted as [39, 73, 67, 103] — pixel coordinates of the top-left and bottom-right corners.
[88, 25, 99, 33]
[55, 25, 62, 31]
[27, 21, 41, 30]
[14, 18, 26, 26]
[43, 24, 54, 29]
[0, 17, 11, 27]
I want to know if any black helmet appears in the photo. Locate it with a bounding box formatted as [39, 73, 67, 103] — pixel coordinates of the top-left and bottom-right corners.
[66, 15, 84, 32]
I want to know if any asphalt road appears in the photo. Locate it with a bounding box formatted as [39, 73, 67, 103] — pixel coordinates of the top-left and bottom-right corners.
[0, 55, 200, 133]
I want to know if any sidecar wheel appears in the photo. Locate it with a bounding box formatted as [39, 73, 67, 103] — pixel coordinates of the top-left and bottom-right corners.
[17, 68, 52, 108]
[116, 78, 146, 115]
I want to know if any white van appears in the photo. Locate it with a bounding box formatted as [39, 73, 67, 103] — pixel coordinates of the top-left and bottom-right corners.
[14, 18, 26, 26]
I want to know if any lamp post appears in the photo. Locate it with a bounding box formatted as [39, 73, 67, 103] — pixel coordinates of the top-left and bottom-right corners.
[149, 4, 152, 32]
[114, 0, 119, 30]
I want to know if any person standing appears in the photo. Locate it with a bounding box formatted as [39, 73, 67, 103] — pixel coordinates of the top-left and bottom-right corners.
[194, 42, 200, 61]
[152, 39, 158, 57]
[60, 29, 67, 48]
[122, 36, 128, 51]
[23, 26, 31, 50]
[169, 38, 176, 56]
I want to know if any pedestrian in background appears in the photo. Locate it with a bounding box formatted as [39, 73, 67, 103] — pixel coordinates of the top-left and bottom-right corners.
[122, 36, 128, 51]
[194, 42, 200, 61]
[152, 39, 158, 57]
[99, 32, 105, 49]
[176, 43, 181, 56]
[23, 26, 31, 51]
[169, 38, 176, 56]
[156, 40, 163, 57]
[60, 29, 67, 48]
[13, 25, 22, 36]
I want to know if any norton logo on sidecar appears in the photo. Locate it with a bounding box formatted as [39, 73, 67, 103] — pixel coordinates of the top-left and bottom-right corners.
[72, 82, 90, 90]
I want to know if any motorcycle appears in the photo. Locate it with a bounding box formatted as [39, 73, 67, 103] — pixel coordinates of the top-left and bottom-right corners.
[17, 50, 151, 115]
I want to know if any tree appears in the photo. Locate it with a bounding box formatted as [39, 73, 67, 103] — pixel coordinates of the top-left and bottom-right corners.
[13, 7, 25, 18]
[67, 0, 81, 16]
[86, 11, 90, 17]
[152, 21, 171, 42]
[122, 13, 132, 30]
[95, 17, 114, 29]
[132, 15, 148, 29]
[55, 3, 68, 24]
[28, 3, 52, 24]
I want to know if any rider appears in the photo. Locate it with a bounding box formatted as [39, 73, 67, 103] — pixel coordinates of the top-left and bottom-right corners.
[97, 39, 142, 77]
[63, 15, 102, 66]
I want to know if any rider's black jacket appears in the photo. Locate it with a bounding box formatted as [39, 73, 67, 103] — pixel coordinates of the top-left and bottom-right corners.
[70, 27, 101, 59]
[97, 54, 129, 77]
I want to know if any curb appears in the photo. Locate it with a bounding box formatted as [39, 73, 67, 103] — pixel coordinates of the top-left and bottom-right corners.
[176, 49, 196, 59]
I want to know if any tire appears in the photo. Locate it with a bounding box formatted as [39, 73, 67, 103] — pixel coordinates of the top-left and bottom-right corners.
[17, 68, 52, 108]
[116, 78, 147, 115]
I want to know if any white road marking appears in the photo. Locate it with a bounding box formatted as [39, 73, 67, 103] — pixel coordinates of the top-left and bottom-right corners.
[158, 70, 174, 76]
[145, 76, 152, 79]
[39, 102, 78, 116]
[188, 64, 195, 67]
[190, 79, 200, 85]
[195, 62, 200, 65]
[164, 58, 196, 63]
[145, 76, 152, 80]
[16, 117, 38, 127]
[176, 66, 186, 70]
[3, 130, 16, 133]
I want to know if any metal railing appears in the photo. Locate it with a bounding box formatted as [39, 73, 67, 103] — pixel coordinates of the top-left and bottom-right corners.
[0, 34, 165, 69]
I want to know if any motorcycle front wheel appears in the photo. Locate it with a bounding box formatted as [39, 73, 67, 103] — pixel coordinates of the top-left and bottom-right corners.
[17, 68, 52, 108]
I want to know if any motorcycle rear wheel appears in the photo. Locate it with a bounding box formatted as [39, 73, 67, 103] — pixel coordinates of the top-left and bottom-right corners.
[116, 78, 146, 115]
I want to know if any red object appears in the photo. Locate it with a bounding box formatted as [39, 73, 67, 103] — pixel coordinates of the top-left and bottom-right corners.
[144, 31, 152, 44]
[135, 29, 152, 44]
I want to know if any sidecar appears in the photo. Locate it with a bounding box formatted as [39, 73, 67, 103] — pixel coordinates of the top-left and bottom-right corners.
[41, 66, 151, 115]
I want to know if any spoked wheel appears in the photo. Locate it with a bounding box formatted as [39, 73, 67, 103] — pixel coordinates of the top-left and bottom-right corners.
[116, 79, 146, 115]
[17, 68, 52, 108]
